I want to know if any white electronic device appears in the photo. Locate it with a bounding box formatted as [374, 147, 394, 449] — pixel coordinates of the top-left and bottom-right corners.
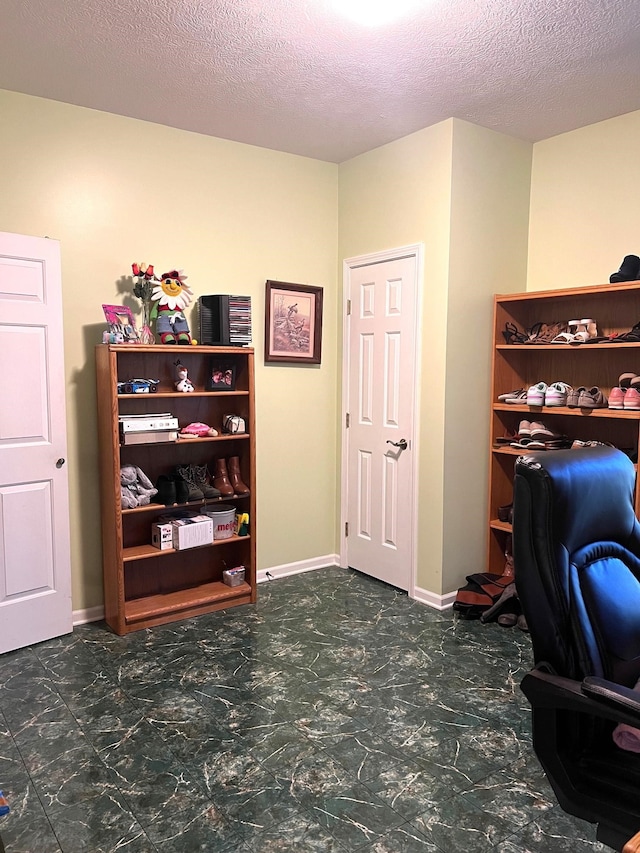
[119, 415, 179, 433]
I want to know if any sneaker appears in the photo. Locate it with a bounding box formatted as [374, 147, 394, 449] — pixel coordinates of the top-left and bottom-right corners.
[619, 373, 637, 389]
[624, 387, 640, 410]
[608, 386, 626, 409]
[567, 386, 586, 408]
[577, 387, 608, 409]
[545, 381, 572, 406]
[499, 389, 529, 404]
[517, 420, 532, 437]
[529, 421, 556, 439]
[526, 382, 547, 406]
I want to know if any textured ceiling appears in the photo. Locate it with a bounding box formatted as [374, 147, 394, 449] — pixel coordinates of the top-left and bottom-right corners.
[1, 0, 640, 162]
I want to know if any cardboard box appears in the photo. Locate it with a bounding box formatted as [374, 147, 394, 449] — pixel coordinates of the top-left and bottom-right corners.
[151, 522, 174, 550]
[171, 515, 213, 550]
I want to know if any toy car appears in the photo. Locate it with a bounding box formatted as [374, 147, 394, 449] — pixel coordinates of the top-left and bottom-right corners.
[117, 379, 160, 394]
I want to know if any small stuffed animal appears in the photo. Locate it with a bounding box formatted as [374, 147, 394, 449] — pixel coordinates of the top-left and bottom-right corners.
[120, 465, 158, 508]
[150, 269, 193, 344]
[178, 422, 218, 438]
[174, 360, 194, 393]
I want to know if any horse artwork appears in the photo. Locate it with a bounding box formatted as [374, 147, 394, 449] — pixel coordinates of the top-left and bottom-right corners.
[264, 280, 323, 365]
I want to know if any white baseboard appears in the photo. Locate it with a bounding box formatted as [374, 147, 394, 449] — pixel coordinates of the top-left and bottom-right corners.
[73, 605, 105, 626]
[411, 586, 456, 610]
[72, 562, 451, 624]
[258, 554, 339, 583]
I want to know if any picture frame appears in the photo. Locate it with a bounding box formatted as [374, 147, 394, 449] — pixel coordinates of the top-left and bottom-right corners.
[264, 280, 323, 364]
[102, 304, 140, 344]
[207, 359, 236, 391]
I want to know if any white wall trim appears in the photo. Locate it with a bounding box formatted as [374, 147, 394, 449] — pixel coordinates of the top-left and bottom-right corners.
[73, 605, 105, 625]
[72, 567, 451, 624]
[411, 586, 456, 611]
[258, 555, 340, 583]
[340, 243, 425, 601]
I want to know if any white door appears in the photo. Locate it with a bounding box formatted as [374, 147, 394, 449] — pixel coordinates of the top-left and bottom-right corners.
[341, 246, 421, 591]
[0, 232, 72, 653]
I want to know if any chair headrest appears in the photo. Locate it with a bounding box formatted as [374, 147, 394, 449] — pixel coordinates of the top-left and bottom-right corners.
[515, 447, 636, 554]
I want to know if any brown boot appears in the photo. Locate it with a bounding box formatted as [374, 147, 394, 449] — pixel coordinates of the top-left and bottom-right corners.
[213, 458, 235, 496]
[228, 456, 250, 495]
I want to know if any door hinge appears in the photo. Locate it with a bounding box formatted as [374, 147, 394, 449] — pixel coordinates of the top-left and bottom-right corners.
[346, 299, 351, 315]
[346, 413, 350, 428]
[345, 521, 349, 537]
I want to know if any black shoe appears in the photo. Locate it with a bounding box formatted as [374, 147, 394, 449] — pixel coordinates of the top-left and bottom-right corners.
[156, 475, 177, 506]
[173, 473, 190, 504]
[610, 255, 640, 283]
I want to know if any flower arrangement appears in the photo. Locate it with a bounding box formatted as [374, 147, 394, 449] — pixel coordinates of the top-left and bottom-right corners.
[131, 262, 158, 344]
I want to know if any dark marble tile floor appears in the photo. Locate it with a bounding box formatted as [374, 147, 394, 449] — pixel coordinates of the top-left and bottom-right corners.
[0, 568, 606, 852]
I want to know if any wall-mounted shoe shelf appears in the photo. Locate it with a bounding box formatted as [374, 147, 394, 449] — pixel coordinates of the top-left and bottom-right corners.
[96, 344, 256, 634]
[489, 280, 640, 575]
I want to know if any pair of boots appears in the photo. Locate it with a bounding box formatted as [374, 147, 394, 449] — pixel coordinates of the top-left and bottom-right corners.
[156, 459, 249, 505]
[156, 464, 219, 505]
[212, 457, 249, 496]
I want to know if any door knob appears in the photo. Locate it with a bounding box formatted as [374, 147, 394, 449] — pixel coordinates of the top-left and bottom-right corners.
[56, 458, 66, 468]
[386, 439, 408, 450]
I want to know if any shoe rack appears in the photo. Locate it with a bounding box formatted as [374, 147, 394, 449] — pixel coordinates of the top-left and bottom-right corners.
[489, 280, 640, 576]
[95, 344, 256, 635]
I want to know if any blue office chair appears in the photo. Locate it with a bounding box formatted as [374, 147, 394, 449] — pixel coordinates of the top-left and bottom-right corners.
[513, 446, 640, 851]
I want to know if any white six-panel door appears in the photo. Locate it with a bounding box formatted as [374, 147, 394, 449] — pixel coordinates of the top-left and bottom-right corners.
[0, 232, 72, 653]
[342, 247, 421, 591]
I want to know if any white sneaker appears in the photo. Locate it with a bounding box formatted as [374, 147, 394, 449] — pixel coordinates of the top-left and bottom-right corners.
[545, 381, 572, 406]
[527, 381, 547, 406]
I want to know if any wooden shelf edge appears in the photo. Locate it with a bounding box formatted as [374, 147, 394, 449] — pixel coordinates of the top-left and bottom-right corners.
[120, 434, 250, 449]
[496, 342, 640, 351]
[106, 344, 254, 354]
[494, 281, 640, 302]
[122, 494, 250, 516]
[124, 581, 252, 623]
[493, 403, 640, 419]
[123, 534, 251, 562]
[490, 519, 513, 532]
[118, 390, 250, 398]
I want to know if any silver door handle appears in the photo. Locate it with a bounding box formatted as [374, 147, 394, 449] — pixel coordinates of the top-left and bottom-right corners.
[386, 439, 408, 450]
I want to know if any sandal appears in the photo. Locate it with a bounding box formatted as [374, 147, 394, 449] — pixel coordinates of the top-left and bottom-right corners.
[604, 321, 640, 343]
[502, 322, 528, 345]
[524, 321, 569, 344]
[550, 331, 576, 344]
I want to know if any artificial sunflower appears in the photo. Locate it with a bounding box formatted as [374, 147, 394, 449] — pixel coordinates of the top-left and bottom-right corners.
[150, 269, 194, 344]
[151, 270, 193, 311]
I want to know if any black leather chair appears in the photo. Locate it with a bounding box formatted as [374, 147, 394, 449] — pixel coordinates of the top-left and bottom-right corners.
[513, 446, 640, 852]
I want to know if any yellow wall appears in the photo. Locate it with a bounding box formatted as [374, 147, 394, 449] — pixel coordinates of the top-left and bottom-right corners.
[339, 120, 455, 594]
[0, 89, 339, 612]
[528, 110, 640, 292]
[338, 119, 532, 595]
[444, 120, 531, 593]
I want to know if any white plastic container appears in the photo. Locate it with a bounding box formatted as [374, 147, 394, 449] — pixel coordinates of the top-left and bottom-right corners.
[204, 504, 236, 540]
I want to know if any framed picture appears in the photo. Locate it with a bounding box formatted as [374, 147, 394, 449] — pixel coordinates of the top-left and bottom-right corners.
[102, 304, 140, 344]
[264, 281, 323, 364]
[208, 359, 236, 390]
